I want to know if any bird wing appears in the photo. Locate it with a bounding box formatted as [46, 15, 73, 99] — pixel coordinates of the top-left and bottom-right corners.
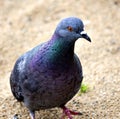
[10, 43, 45, 101]
[10, 56, 25, 101]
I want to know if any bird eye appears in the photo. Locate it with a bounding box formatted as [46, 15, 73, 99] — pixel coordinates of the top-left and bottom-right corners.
[67, 26, 73, 32]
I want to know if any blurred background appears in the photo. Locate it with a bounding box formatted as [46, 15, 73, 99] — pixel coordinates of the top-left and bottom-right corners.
[0, 0, 120, 119]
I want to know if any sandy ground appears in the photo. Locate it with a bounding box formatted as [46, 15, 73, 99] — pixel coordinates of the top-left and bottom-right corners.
[0, 0, 120, 119]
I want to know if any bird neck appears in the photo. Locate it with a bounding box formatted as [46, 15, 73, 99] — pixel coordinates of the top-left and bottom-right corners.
[50, 34, 75, 59]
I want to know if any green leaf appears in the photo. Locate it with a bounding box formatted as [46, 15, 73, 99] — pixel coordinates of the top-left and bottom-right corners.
[79, 84, 89, 95]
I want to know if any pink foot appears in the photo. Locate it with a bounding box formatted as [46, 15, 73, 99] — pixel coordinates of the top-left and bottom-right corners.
[60, 106, 82, 119]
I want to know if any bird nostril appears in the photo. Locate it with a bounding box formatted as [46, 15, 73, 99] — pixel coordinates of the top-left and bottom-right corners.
[80, 31, 87, 35]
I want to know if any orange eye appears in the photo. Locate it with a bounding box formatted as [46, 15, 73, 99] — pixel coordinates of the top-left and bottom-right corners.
[67, 26, 73, 32]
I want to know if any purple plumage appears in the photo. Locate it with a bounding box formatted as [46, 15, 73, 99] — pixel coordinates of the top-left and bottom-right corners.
[10, 17, 91, 119]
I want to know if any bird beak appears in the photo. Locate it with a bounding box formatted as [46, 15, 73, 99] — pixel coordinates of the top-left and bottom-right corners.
[80, 31, 91, 42]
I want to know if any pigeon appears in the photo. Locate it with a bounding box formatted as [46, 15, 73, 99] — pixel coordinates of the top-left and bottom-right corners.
[10, 17, 91, 119]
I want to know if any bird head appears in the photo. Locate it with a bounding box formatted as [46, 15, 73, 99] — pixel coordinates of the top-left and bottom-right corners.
[54, 17, 91, 42]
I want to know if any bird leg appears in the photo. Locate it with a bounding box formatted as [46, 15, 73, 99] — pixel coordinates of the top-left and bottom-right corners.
[29, 110, 35, 119]
[60, 106, 82, 119]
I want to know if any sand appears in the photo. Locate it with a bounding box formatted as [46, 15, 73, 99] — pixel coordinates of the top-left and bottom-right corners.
[0, 0, 120, 118]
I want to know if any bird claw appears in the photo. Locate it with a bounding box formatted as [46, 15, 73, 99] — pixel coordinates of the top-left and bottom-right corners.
[61, 106, 82, 119]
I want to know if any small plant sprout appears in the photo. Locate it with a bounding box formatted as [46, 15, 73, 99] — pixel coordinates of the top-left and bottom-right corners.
[79, 83, 89, 95]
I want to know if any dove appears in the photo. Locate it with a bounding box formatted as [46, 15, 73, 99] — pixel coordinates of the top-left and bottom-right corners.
[10, 17, 91, 119]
